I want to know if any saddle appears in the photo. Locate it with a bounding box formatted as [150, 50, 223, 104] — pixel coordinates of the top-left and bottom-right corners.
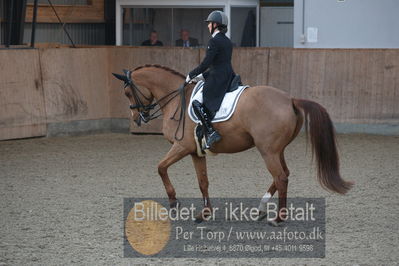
[189, 74, 249, 157]
[227, 74, 243, 92]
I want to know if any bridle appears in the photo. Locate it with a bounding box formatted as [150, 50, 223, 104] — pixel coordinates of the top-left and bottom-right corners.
[121, 70, 188, 140]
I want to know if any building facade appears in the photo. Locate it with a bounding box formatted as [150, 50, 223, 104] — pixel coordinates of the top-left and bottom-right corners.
[1, 0, 398, 48]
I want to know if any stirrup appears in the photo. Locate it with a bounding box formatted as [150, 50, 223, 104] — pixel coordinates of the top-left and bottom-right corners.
[204, 130, 221, 149]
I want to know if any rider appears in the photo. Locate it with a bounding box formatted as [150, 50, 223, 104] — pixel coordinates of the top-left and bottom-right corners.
[186, 10, 234, 149]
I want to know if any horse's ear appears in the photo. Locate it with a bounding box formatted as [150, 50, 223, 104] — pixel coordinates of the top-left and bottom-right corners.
[112, 73, 129, 84]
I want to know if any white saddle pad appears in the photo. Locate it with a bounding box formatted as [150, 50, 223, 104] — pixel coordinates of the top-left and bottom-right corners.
[188, 81, 249, 123]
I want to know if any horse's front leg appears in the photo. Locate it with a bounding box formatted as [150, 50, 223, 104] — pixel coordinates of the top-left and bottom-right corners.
[158, 143, 190, 207]
[191, 154, 212, 223]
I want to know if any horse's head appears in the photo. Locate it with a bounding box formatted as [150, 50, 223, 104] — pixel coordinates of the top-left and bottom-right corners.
[113, 69, 154, 126]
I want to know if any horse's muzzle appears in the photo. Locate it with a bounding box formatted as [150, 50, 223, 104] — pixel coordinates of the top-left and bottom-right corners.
[140, 112, 150, 123]
[134, 116, 142, 127]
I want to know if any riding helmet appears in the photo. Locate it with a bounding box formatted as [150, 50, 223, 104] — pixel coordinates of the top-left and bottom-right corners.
[205, 11, 228, 26]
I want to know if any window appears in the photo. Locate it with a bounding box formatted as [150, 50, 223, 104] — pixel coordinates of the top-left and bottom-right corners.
[122, 7, 223, 47]
[230, 7, 257, 47]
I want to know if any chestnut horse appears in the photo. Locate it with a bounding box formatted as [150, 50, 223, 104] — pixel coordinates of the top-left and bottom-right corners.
[113, 64, 353, 223]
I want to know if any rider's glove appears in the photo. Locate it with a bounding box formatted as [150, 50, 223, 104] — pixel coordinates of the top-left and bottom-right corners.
[185, 74, 192, 83]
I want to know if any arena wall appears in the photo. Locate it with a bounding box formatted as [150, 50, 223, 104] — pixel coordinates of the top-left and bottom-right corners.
[0, 47, 398, 140]
[0, 49, 47, 140]
[268, 48, 399, 124]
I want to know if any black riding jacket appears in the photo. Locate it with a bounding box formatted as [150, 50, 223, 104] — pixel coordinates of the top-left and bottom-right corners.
[189, 32, 234, 113]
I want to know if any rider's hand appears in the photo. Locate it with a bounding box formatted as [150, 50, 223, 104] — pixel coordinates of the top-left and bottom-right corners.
[185, 74, 192, 83]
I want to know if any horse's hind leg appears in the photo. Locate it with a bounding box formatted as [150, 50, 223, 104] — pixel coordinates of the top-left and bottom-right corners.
[258, 181, 277, 220]
[263, 151, 289, 201]
[158, 143, 190, 207]
[259, 151, 289, 224]
[280, 150, 290, 177]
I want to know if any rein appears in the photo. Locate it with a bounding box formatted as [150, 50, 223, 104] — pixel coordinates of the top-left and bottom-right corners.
[170, 82, 187, 141]
[125, 70, 188, 141]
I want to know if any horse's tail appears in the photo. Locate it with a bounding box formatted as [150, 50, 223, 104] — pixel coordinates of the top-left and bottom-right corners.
[292, 99, 353, 194]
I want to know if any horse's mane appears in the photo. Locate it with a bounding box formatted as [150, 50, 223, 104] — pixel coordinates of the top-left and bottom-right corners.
[133, 64, 185, 79]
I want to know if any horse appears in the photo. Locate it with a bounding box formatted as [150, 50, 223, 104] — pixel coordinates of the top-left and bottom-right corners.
[113, 64, 353, 224]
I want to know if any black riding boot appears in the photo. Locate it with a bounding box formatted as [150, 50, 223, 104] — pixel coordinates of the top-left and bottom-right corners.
[192, 100, 221, 149]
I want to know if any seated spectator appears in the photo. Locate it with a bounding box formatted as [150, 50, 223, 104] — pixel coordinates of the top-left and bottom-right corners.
[175, 29, 199, 47]
[141, 30, 163, 46]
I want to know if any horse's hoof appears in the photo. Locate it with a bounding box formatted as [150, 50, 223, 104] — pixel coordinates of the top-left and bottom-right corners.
[267, 220, 280, 227]
[194, 216, 204, 223]
[257, 211, 267, 221]
[194, 209, 211, 223]
[169, 200, 180, 216]
[169, 199, 180, 209]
